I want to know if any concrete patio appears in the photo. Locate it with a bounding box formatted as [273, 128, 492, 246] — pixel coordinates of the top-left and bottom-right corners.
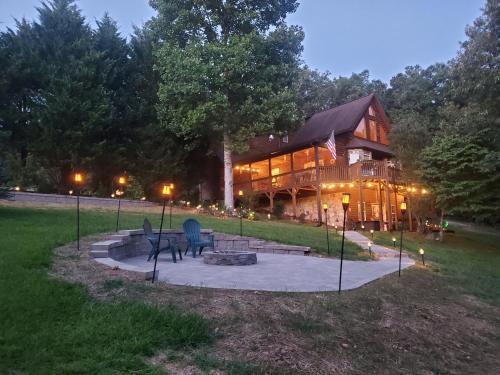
[95, 237, 414, 292]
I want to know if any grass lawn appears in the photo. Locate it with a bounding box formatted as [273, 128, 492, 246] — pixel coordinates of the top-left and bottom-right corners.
[1, 204, 499, 374]
[0, 206, 210, 374]
[369, 226, 500, 305]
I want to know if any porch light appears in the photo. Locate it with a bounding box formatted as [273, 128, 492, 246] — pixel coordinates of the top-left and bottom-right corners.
[340, 183, 344, 188]
[238, 190, 244, 196]
[118, 176, 126, 185]
[349, 183, 354, 188]
[422, 188, 428, 194]
[400, 201, 407, 215]
[367, 182, 373, 187]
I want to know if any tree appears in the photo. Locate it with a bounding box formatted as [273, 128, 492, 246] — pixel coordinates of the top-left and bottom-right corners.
[151, 0, 304, 209]
[420, 130, 500, 224]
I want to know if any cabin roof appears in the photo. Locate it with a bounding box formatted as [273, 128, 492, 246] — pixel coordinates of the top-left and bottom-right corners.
[233, 93, 392, 164]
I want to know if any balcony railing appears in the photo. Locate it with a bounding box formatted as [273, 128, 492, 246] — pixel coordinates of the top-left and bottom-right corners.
[234, 160, 402, 193]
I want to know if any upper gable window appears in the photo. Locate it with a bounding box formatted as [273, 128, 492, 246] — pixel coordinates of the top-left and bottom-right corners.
[368, 119, 378, 142]
[354, 118, 367, 139]
[380, 126, 389, 145]
[368, 105, 376, 117]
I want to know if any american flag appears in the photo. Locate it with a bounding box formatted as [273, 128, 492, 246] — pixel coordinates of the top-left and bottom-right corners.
[326, 130, 337, 160]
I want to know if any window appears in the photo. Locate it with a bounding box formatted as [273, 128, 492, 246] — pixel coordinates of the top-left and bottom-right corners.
[379, 126, 389, 145]
[368, 105, 376, 117]
[354, 118, 367, 139]
[348, 149, 372, 165]
[368, 119, 378, 142]
[250, 159, 269, 179]
[293, 148, 315, 170]
[271, 154, 291, 175]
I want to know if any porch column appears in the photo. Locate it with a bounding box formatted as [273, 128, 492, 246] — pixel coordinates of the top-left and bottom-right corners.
[385, 182, 392, 231]
[407, 193, 413, 231]
[313, 143, 323, 224]
[291, 188, 298, 219]
[378, 182, 384, 231]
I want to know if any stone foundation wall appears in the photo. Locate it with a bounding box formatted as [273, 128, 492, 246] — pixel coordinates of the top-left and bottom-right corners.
[283, 192, 345, 225]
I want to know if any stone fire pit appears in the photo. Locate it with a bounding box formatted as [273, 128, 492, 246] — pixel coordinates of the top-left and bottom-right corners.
[203, 250, 257, 266]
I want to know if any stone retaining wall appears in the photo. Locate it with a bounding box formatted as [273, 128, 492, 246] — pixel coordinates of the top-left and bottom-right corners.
[91, 229, 311, 260]
[10, 192, 156, 208]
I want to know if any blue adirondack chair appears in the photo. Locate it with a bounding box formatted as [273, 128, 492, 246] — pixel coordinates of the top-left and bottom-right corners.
[143, 218, 182, 263]
[183, 218, 214, 258]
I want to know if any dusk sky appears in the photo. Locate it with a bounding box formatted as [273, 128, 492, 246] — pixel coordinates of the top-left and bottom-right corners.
[1, 0, 484, 83]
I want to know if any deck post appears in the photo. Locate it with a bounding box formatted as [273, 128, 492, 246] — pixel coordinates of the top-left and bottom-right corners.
[407, 193, 413, 232]
[393, 187, 399, 230]
[358, 164, 365, 228]
[384, 181, 392, 231]
[378, 182, 384, 231]
[292, 188, 297, 219]
[313, 143, 323, 224]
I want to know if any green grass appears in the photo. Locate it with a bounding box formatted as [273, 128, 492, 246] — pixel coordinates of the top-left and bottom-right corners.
[0, 206, 210, 374]
[370, 226, 500, 305]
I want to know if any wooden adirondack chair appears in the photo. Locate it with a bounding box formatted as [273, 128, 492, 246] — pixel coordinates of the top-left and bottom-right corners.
[143, 218, 182, 263]
[183, 218, 214, 258]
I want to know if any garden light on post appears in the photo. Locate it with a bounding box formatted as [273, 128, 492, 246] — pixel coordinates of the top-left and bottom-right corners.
[419, 248, 425, 265]
[339, 192, 350, 294]
[73, 172, 84, 251]
[392, 237, 396, 247]
[399, 201, 407, 277]
[238, 190, 244, 236]
[323, 203, 330, 255]
[370, 229, 374, 240]
[115, 176, 126, 232]
[152, 183, 172, 283]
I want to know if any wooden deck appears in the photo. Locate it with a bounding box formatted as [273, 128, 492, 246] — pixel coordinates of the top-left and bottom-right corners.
[234, 160, 402, 194]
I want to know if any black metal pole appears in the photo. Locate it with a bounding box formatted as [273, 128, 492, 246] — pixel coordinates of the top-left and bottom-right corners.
[152, 198, 167, 283]
[339, 209, 347, 294]
[421, 254, 425, 265]
[324, 209, 330, 255]
[399, 213, 405, 277]
[169, 200, 172, 229]
[239, 209, 243, 236]
[76, 189, 80, 251]
[115, 197, 121, 232]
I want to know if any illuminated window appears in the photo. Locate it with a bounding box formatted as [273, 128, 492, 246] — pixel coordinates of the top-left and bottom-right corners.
[380, 126, 389, 144]
[271, 154, 291, 175]
[348, 149, 372, 165]
[251, 159, 269, 179]
[354, 118, 367, 139]
[368, 119, 378, 142]
[368, 105, 376, 116]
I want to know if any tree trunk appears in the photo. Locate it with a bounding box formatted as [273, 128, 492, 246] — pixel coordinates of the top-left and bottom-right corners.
[223, 134, 234, 210]
[439, 208, 445, 241]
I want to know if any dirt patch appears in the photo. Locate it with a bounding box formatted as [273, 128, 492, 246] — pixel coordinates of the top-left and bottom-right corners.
[51, 235, 500, 374]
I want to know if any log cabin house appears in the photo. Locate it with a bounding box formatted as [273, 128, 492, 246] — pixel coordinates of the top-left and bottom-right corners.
[206, 94, 415, 231]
